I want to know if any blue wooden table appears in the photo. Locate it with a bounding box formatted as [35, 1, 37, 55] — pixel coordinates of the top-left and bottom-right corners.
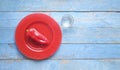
[0, 0, 120, 70]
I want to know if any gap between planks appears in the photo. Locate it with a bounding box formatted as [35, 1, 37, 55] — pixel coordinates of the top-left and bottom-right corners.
[0, 11, 120, 12]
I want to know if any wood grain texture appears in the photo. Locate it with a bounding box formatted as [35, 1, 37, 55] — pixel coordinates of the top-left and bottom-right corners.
[0, 0, 120, 11]
[0, 43, 120, 59]
[0, 0, 120, 70]
[0, 60, 120, 70]
[0, 27, 120, 43]
[0, 12, 120, 28]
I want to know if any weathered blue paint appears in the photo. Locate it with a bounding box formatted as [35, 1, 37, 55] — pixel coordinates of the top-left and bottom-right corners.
[0, 12, 120, 28]
[0, 43, 120, 59]
[0, 0, 120, 70]
[0, 28, 120, 43]
[0, 60, 120, 70]
[0, 0, 120, 11]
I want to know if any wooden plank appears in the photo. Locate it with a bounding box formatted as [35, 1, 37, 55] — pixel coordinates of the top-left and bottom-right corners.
[0, 12, 120, 28]
[1, 43, 120, 59]
[0, 27, 120, 43]
[0, 60, 120, 70]
[0, 0, 120, 11]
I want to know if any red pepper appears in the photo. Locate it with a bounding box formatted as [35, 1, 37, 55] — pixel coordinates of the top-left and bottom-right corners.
[26, 28, 49, 45]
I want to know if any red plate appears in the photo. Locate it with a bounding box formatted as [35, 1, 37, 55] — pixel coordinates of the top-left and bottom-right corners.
[15, 13, 62, 60]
